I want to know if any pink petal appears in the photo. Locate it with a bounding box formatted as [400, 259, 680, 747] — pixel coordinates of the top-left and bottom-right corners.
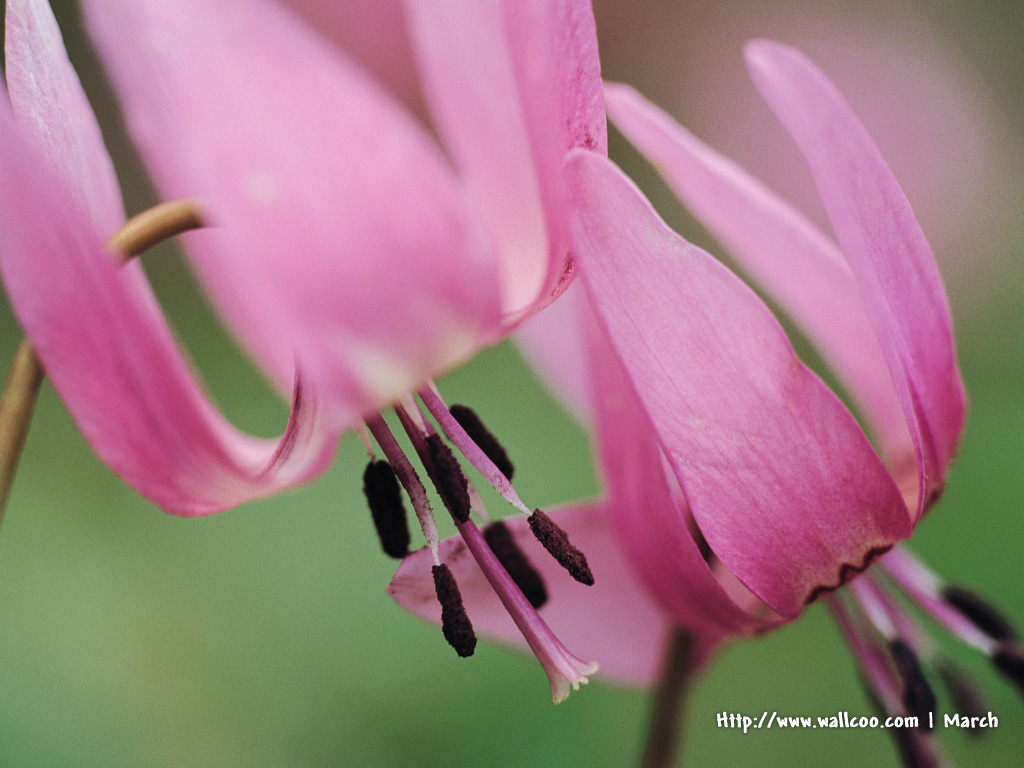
[585, 312, 779, 635]
[278, 0, 424, 116]
[603, 83, 910, 471]
[389, 504, 679, 685]
[0, 101, 338, 516]
[518, 265, 770, 635]
[744, 40, 966, 516]
[566, 151, 911, 618]
[81, 0, 503, 427]
[514, 281, 594, 427]
[4, 0, 124, 235]
[403, 0, 605, 320]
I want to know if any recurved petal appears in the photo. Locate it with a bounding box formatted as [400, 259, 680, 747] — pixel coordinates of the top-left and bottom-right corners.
[566, 150, 911, 619]
[744, 40, 966, 516]
[389, 504, 684, 685]
[82, 0, 502, 429]
[0, 99, 339, 516]
[403, 0, 604, 321]
[4, 0, 124, 235]
[603, 83, 910, 470]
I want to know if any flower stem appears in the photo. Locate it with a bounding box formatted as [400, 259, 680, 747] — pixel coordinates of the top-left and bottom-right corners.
[0, 199, 205, 526]
[641, 629, 696, 768]
[0, 339, 45, 521]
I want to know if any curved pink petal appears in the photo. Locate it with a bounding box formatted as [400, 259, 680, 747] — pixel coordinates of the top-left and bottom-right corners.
[4, 0, 123, 235]
[603, 83, 910, 470]
[744, 40, 966, 516]
[81, 0, 503, 428]
[516, 265, 770, 635]
[585, 311, 779, 635]
[566, 151, 911, 618]
[0, 101, 338, 516]
[389, 504, 678, 685]
[403, 0, 604, 320]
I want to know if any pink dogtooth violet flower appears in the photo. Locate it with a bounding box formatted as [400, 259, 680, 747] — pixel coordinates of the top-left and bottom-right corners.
[0, 0, 610, 695]
[394, 39, 1024, 742]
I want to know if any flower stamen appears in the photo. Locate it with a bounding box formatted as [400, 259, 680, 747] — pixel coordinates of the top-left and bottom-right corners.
[449, 403, 515, 480]
[364, 414, 440, 565]
[850, 577, 937, 731]
[418, 383, 594, 585]
[883, 548, 1024, 703]
[483, 520, 548, 609]
[361, 460, 411, 559]
[387, 397, 596, 699]
[432, 562, 477, 657]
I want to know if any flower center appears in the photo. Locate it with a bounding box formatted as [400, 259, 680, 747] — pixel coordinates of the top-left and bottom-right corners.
[358, 385, 597, 702]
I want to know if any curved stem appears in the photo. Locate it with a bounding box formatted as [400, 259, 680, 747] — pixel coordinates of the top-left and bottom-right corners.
[0, 199, 205, 523]
[641, 629, 696, 768]
[0, 339, 45, 520]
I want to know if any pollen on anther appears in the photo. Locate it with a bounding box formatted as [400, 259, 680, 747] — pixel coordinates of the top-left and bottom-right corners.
[362, 460, 411, 559]
[943, 586, 1018, 642]
[450, 404, 515, 480]
[529, 509, 594, 586]
[425, 434, 472, 523]
[432, 563, 477, 658]
[484, 521, 548, 609]
[992, 642, 1024, 699]
[888, 640, 936, 730]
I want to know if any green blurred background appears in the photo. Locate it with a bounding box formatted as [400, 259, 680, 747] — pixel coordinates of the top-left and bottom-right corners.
[1, 0, 1022, 765]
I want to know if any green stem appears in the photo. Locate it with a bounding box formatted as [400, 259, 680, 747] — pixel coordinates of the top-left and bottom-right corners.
[641, 629, 696, 768]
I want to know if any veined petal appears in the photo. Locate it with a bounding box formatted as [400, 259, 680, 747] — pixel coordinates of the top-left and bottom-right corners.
[567, 151, 911, 618]
[744, 40, 966, 517]
[517, 261, 769, 634]
[403, 0, 604, 320]
[603, 83, 910, 471]
[0, 101, 339, 516]
[4, 0, 124, 235]
[81, 0, 503, 428]
[586, 309, 779, 635]
[389, 504, 680, 685]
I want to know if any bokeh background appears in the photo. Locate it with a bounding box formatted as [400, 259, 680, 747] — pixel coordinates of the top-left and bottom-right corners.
[1, 0, 1022, 765]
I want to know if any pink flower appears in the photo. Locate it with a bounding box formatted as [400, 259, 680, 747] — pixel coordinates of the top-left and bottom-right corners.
[1, 0, 611, 700]
[566, 40, 1024, 755]
[393, 40, 1024, 749]
[1, 0, 604, 512]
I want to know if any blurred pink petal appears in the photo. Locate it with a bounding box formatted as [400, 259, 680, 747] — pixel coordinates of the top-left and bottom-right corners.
[745, 40, 966, 516]
[279, 0, 423, 114]
[592, 0, 1018, 301]
[4, 0, 123, 235]
[514, 281, 594, 426]
[82, 0, 505, 427]
[404, 0, 605, 319]
[0, 4, 338, 514]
